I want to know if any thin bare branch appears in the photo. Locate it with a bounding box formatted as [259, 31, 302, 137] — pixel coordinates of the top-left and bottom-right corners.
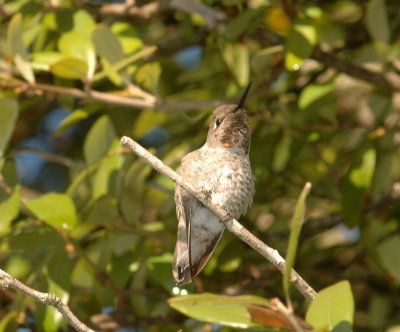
[120, 136, 317, 301]
[0, 80, 225, 111]
[0, 268, 96, 332]
[312, 48, 395, 90]
[169, 0, 226, 28]
[95, 1, 163, 19]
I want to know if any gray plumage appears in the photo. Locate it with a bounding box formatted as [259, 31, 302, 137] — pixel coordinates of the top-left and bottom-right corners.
[173, 96, 255, 285]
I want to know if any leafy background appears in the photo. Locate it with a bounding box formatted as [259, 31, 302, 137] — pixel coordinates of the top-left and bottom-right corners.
[1, 0, 400, 331]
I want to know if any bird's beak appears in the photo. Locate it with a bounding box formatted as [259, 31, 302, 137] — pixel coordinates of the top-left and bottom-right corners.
[233, 81, 252, 113]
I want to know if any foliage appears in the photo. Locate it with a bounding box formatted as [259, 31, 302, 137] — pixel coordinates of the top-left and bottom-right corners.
[0, 0, 400, 331]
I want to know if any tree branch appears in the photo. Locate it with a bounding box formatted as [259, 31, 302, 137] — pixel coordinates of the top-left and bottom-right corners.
[120, 136, 317, 301]
[0, 268, 96, 332]
[0, 80, 225, 111]
[312, 48, 396, 91]
[169, 0, 226, 29]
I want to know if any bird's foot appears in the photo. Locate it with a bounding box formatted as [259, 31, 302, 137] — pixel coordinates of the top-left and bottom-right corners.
[221, 213, 233, 224]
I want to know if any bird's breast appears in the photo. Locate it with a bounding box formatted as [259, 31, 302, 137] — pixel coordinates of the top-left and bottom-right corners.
[179, 146, 255, 218]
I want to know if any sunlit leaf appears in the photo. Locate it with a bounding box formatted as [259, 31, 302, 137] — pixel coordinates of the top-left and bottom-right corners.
[0, 99, 18, 160]
[72, 9, 95, 34]
[285, 18, 317, 71]
[366, 0, 390, 44]
[0, 186, 20, 236]
[377, 236, 400, 282]
[83, 116, 117, 165]
[58, 31, 96, 78]
[299, 82, 334, 111]
[306, 280, 354, 331]
[264, 5, 292, 36]
[111, 22, 143, 54]
[93, 46, 156, 84]
[136, 62, 161, 93]
[25, 193, 78, 230]
[169, 293, 269, 328]
[283, 182, 311, 301]
[349, 148, 376, 189]
[5, 255, 32, 281]
[222, 42, 249, 87]
[7, 13, 35, 83]
[50, 57, 88, 79]
[31, 52, 64, 71]
[56, 107, 98, 135]
[36, 249, 71, 332]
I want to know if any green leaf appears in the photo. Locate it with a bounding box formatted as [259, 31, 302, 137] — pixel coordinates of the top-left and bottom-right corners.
[5, 254, 32, 280]
[25, 193, 78, 230]
[36, 249, 71, 332]
[340, 176, 364, 227]
[93, 25, 125, 65]
[109, 251, 137, 287]
[72, 9, 95, 34]
[377, 235, 400, 282]
[83, 115, 116, 165]
[272, 134, 292, 172]
[349, 148, 376, 189]
[56, 107, 96, 135]
[58, 31, 96, 78]
[224, 9, 262, 41]
[50, 57, 88, 79]
[285, 18, 317, 71]
[366, 0, 390, 44]
[120, 160, 151, 224]
[283, 182, 311, 301]
[93, 46, 156, 83]
[136, 62, 161, 93]
[91, 140, 123, 200]
[133, 109, 167, 137]
[222, 42, 249, 87]
[110, 232, 139, 256]
[299, 82, 334, 111]
[371, 138, 394, 200]
[0, 186, 20, 236]
[169, 293, 269, 328]
[0, 311, 18, 332]
[85, 195, 118, 226]
[0, 99, 18, 160]
[7, 13, 35, 83]
[71, 257, 95, 289]
[92, 25, 127, 85]
[306, 280, 354, 331]
[9, 227, 63, 252]
[148, 253, 175, 292]
[111, 22, 143, 54]
[31, 52, 64, 71]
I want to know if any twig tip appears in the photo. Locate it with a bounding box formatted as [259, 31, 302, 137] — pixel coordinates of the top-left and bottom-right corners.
[120, 136, 130, 146]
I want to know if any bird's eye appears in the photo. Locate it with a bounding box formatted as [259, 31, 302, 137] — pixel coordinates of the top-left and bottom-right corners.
[214, 118, 222, 129]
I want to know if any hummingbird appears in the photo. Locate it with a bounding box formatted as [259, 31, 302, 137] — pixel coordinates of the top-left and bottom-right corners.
[173, 82, 255, 285]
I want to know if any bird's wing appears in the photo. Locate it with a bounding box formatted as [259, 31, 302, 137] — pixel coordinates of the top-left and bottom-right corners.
[172, 187, 224, 285]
